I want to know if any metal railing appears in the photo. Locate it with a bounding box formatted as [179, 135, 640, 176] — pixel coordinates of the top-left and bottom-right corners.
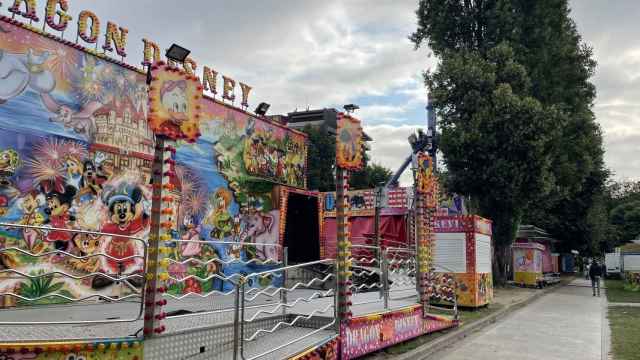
[385, 247, 417, 301]
[160, 239, 284, 325]
[240, 258, 336, 360]
[0, 222, 147, 325]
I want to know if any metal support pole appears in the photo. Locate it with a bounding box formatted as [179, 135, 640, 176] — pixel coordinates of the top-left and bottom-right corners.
[378, 246, 384, 301]
[281, 247, 288, 317]
[453, 283, 459, 321]
[382, 247, 389, 309]
[335, 167, 352, 324]
[143, 136, 173, 338]
[240, 282, 246, 359]
[233, 282, 241, 360]
[333, 259, 339, 332]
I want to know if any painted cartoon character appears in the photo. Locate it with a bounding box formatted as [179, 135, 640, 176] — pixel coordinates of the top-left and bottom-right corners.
[0, 148, 20, 183]
[160, 80, 188, 125]
[0, 48, 55, 104]
[77, 160, 104, 202]
[239, 210, 280, 261]
[41, 93, 100, 139]
[99, 184, 148, 281]
[17, 191, 45, 251]
[42, 185, 77, 252]
[205, 188, 234, 240]
[64, 155, 83, 190]
[66, 232, 102, 273]
[0, 149, 21, 216]
[180, 212, 202, 257]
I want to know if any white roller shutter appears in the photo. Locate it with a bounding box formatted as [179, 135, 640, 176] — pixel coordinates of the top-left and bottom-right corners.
[475, 234, 492, 273]
[434, 233, 467, 273]
[623, 255, 640, 271]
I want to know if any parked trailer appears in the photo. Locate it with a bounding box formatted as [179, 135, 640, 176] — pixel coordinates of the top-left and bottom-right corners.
[605, 249, 622, 277]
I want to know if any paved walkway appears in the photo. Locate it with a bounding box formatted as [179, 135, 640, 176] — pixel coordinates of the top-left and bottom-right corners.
[435, 279, 609, 360]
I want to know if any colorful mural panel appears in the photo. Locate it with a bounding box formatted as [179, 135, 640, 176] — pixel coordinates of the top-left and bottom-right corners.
[148, 62, 202, 142]
[336, 113, 363, 170]
[209, 104, 308, 189]
[0, 340, 142, 360]
[0, 20, 297, 306]
[450, 272, 493, 307]
[513, 243, 544, 286]
[415, 153, 436, 202]
[341, 306, 455, 359]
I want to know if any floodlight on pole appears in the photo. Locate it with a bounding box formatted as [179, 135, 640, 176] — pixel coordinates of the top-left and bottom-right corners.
[165, 43, 191, 63]
[254, 102, 271, 116]
[343, 104, 359, 114]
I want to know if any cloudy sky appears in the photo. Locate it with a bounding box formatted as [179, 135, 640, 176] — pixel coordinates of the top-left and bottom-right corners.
[4, 1, 637, 185]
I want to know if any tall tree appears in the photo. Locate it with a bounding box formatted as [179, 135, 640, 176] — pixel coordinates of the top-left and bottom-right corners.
[412, 0, 606, 282]
[303, 125, 392, 191]
[350, 163, 393, 190]
[303, 125, 335, 192]
[423, 43, 560, 282]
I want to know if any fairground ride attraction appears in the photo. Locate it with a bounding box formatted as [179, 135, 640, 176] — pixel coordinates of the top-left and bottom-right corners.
[0, 3, 458, 359]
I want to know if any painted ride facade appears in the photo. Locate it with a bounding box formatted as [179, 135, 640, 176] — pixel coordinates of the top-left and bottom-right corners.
[0, 2, 462, 359]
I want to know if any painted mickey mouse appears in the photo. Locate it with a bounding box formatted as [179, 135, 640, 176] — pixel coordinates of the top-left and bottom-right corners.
[92, 183, 148, 290]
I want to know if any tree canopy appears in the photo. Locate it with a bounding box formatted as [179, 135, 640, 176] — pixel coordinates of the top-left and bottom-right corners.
[302, 125, 392, 192]
[412, 0, 607, 281]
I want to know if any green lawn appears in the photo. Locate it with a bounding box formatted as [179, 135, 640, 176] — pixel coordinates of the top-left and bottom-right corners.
[606, 279, 640, 303]
[608, 307, 640, 360]
[367, 304, 505, 357]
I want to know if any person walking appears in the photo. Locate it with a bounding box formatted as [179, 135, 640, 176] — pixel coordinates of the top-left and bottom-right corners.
[585, 260, 591, 280]
[589, 260, 602, 297]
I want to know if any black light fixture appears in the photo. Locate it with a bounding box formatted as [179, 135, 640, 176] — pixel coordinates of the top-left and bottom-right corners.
[343, 104, 359, 113]
[254, 102, 271, 116]
[165, 43, 191, 63]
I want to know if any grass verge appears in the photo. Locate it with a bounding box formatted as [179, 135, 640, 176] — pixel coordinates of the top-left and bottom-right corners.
[608, 307, 640, 360]
[605, 279, 640, 303]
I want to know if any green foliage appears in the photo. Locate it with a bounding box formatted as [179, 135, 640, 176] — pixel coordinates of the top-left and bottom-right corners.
[611, 201, 640, 242]
[426, 42, 560, 258]
[302, 125, 336, 192]
[17, 271, 71, 305]
[412, 0, 607, 279]
[349, 163, 393, 190]
[303, 125, 392, 191]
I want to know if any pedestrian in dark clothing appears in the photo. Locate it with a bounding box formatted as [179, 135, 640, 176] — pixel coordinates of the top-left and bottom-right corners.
[589, 261, 602, 296]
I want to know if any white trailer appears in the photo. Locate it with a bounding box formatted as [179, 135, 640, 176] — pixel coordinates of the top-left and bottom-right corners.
[605, 249, 622, 277]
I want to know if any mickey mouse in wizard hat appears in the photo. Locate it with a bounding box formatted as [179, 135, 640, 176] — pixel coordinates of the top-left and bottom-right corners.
[92, 183, 148, 290]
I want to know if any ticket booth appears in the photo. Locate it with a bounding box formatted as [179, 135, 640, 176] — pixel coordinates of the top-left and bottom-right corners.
[434, 215, 493, 307]
[512, 243, 545, 287]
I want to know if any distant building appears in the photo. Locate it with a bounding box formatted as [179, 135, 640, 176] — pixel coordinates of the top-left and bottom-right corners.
[91, 96, 154, 183]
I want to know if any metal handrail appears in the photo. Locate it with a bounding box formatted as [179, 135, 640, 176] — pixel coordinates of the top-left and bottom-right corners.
[245, 259, 333, 279]
[0, 222, 145, 241]
[0, 222, 148, 326]
[238, 259, 337, 360]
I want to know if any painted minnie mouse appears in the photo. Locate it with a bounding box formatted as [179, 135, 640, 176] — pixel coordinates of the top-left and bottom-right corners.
[41, 182, 77, 253]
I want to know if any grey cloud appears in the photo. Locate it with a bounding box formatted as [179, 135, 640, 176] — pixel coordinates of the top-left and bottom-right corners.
[365, 124, 422, 186]
[15, 1, 636, 181]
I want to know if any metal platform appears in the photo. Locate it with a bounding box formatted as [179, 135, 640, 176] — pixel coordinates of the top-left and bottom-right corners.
[0, 289, 418, 341]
